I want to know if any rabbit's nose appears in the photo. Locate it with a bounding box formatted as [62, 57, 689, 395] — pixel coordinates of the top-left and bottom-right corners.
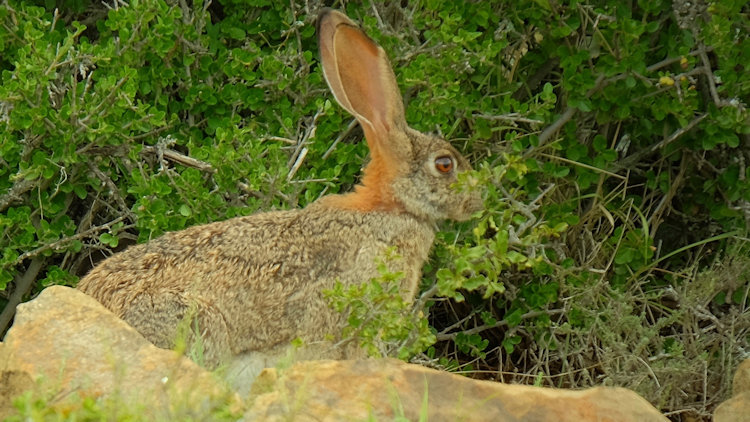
[466, 190, 484, 215]
[450, 191, 483, 222]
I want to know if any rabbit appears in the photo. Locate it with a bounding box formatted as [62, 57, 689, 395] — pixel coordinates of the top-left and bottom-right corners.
[77, 8, 482, 376]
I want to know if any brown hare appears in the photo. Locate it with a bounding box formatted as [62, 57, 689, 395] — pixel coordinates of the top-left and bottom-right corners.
[77, 9, 482, 375]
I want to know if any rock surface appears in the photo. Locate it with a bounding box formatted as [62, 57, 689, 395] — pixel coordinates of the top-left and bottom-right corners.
[1, 285, 670, 421]
[714, 358, 750, 422]
[0, 285, 239, 419]
[733, 358, 750, 396]
[0, 367, 34, 421]
[245, 359, 668, 422]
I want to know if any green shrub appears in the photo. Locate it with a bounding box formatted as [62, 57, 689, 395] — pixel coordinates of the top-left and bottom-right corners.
[1, 1, 748, 420]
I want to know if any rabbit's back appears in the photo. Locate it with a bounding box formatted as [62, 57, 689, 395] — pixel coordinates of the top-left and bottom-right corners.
[78, 202, 434, 364]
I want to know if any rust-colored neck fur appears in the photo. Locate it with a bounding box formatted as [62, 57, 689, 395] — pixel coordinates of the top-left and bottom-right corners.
[324, 159, 404, 212]
[321, 125, 406, 213]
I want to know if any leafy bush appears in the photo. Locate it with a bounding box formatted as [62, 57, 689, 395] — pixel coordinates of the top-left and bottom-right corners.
[1, 1, 748, 420]
[326, 247, 437, 360]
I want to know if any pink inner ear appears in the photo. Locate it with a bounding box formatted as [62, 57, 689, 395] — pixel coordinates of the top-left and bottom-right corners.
[316, 11, 410, 213]
[334, 25, 390, 134]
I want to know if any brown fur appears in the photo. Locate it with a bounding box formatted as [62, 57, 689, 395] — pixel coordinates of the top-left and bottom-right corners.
[77, 9, 482, 369]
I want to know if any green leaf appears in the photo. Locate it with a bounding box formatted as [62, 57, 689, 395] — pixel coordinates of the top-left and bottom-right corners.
[502, 335, 522, 354]
[74, 185, 88, 200]
[725, 133, 740, 148]
[506, 251, 527, 264]
[593, 135, 608, 152]
[614, 247, 634, 265]
[0, 269, 13, 290]
[179, 204, 192, 217]
[505, 309, 523, 327]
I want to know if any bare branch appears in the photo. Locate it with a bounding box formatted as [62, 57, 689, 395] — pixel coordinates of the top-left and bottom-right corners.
[140, 145, 215, 173]
[286, 107, 324, 182]
[473, 113, 544, 125]
[87, 162, 135, 219]
[435, 309, 565, 341]
[0, 178, 36, 213]
[0, 257, 46, 334]
[613, 113, 709, 171]
[651, 113, 709, 153]
[537, 75, 605, 147]
[537, 107, 578, 147]
[323, 119, 358, 160]
[11, 217, 130, 267]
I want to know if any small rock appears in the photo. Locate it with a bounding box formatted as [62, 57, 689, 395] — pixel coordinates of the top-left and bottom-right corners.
[733, 358, 750, 395]
[714, 392, 750, 422]
[244, 359, 668, 422]
[714, 358, 750, 422]
[0, 286, 240, 419]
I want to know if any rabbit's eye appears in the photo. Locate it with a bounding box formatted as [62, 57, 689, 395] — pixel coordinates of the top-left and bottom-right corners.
[435, 156, 454, 174]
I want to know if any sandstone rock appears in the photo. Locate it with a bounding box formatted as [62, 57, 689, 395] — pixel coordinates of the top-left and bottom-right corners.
[244, 359, 668, 422]
[714, 391, 750, 422]
[0, 368, 34, 420]
[0, 285, 240, 419]
[0, 285, 673, 421]
[733, 358, 750, 395]
[714, 358, 750, 422]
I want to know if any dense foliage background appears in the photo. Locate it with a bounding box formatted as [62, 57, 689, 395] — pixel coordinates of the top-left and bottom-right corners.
[1, 0, 748, 420]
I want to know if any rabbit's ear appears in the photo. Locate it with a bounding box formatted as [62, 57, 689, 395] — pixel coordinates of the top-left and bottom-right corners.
[318, 9, 407, 150]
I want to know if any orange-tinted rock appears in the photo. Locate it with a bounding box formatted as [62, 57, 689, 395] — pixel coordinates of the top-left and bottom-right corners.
[733, 358, 750, 395]
[245, 359, 668, 422]
[714, 359, 750, 422]
[0, 368, 34, 420]
[0, 286, 239, 418]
